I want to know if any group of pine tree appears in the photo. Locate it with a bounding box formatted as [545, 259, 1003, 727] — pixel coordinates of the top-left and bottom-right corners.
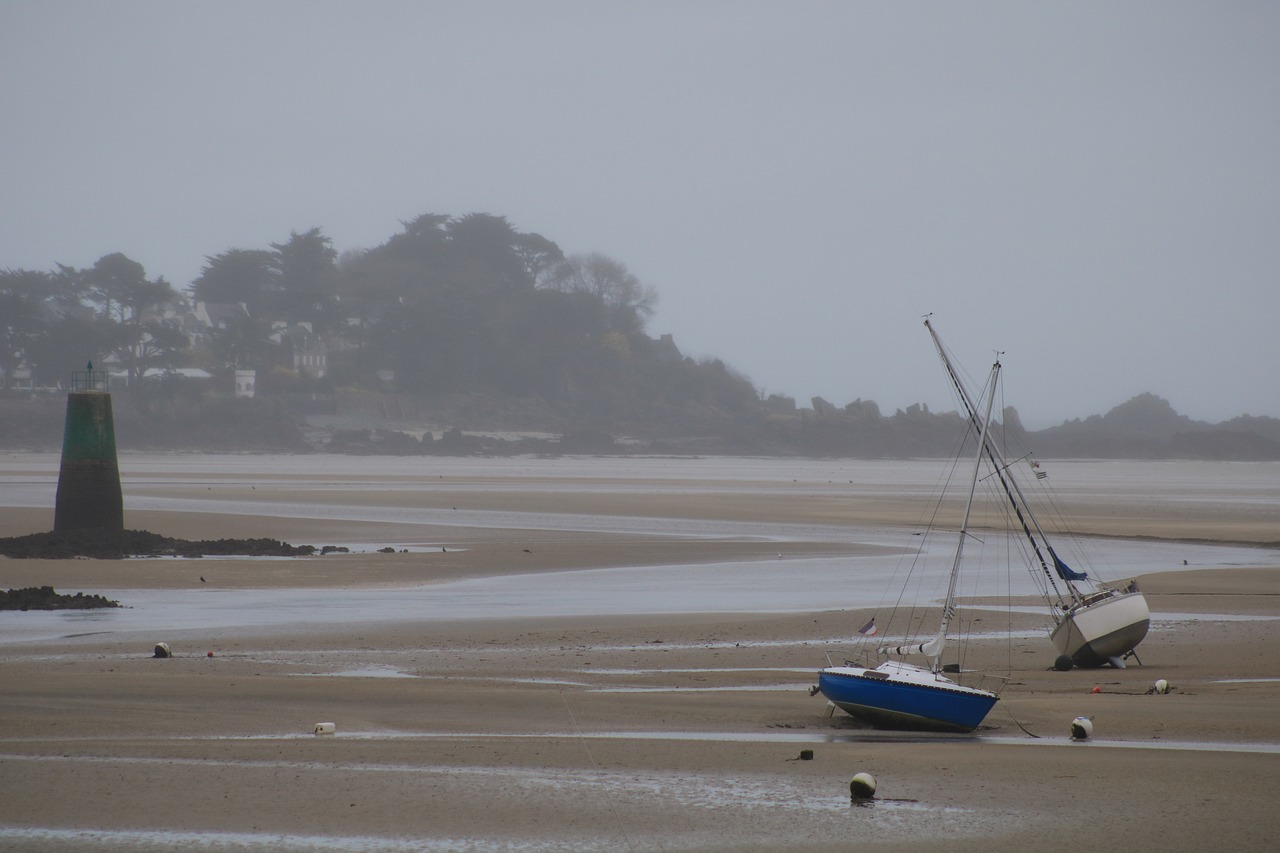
[0, 214, 762, 448]
[2, 212, 1278, 458]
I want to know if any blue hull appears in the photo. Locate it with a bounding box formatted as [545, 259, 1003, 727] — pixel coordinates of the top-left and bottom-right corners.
[819, 670, 997, 733]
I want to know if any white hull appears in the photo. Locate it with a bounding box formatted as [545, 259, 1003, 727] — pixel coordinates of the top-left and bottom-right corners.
[1050, 588, 1150, 666]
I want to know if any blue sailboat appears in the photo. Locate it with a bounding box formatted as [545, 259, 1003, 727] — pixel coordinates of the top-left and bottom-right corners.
[818, 336, 1005, 733]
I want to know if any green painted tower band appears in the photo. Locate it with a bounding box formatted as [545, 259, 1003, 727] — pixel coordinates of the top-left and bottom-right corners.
[54, 367, 123, 531]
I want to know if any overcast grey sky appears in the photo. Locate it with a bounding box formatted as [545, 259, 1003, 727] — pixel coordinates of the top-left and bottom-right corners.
[4, 1, 1277, 427]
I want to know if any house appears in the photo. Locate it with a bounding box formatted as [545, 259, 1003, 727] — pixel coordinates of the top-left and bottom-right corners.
[269, 322, 328, 379]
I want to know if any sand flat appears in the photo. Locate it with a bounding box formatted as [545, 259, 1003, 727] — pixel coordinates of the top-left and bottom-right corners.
[1, 455, 1278, 851]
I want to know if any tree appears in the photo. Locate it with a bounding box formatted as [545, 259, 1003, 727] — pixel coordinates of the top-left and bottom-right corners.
[74, 254, 184, 385]
[443, 213, 531, 292]
[511, 232, 564, 288]
[543, 253, 657, 333]
[0, 269, 48, 389]
[2, 259, 186, 389]
[109, 319, 189, 385]
[50, 264, 91, 311]
[190, 249, 277, 312]
[270, 228, 337, 328]
[25, 314, 116, 388]
[382, 213, 450, 267]
[81, 253, 176, 323]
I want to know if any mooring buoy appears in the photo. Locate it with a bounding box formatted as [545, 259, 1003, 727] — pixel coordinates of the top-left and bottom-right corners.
[153, 642, 171, 658]
[1071, 716, 1093, 740]
[849, 772, 877, 798]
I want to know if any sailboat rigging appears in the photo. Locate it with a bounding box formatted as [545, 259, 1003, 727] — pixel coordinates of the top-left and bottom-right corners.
[817, 317, 1151, 732]
[923, 317, 1149, 669]
[816, 350, 1006, 732]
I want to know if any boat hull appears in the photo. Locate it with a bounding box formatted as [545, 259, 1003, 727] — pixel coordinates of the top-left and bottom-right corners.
[1051, 589, 1150, 666]
[818, 664, 998, 733]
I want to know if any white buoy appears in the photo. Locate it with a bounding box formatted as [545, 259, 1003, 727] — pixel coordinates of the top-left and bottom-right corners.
[1070, 716, 1093, 740]
[849, 772, 877, 798]
[152, 642, 171, 658]
[1154, 678, 1171, 695]
[313, 722, 336, 735]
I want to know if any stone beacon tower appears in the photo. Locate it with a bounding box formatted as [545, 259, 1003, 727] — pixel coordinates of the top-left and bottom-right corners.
[54, 363, 124, 532]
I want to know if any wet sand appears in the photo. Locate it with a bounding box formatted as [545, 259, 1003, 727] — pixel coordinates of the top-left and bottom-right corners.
[1, 459, 1278, 851]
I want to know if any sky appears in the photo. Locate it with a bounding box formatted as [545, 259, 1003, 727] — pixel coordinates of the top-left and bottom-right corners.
[3, 1, 1277, 428]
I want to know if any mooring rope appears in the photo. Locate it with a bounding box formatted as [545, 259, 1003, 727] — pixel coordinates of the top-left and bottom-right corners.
[1000, 699, 1041, 738]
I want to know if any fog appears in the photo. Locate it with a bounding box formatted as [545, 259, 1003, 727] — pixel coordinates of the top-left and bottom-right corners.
[4, 2, 1277, 428]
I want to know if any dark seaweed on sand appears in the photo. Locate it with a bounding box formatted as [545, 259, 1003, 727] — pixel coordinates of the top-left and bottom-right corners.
[0, 586, 121, 610]
[0, 529, 316, 560]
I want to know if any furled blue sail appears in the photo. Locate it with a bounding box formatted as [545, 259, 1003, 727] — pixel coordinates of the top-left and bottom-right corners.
[1049, 547, 1088, 581]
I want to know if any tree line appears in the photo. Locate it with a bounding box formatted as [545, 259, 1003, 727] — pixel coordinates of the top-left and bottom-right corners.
[1, 213, 760, 430]
[8, 212, 1276, 459]
[0, 253, 186, 389]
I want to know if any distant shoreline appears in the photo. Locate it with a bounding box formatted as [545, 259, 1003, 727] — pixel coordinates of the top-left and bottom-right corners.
[5, 387, 1280, 459]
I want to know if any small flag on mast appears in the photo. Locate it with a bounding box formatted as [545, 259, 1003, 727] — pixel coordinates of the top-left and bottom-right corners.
[857, 618, 877, 636]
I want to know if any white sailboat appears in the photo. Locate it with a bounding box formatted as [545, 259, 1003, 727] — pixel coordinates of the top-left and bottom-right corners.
[922, 317, 1150, 669]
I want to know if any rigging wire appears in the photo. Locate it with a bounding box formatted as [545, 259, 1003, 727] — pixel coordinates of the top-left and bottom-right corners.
[560, 690, 638, 853]
[877, 421, 973, 654]
[1021, 457, 1112, 590]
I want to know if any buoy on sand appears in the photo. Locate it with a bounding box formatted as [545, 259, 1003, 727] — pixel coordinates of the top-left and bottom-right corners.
[1071, 716, 1093, 740]
[849, 772, 877, 799]
[1090, 684, 1101, 694]
[152, 642, 171, 658]
[314, 722, 336, 735]
[1153, 678, 1171, 695]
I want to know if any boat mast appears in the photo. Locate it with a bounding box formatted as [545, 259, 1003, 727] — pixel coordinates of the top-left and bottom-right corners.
[923, 316, 1083, 606]
[937, 357, 1002, 670]
[881, 353, 1000, 672]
